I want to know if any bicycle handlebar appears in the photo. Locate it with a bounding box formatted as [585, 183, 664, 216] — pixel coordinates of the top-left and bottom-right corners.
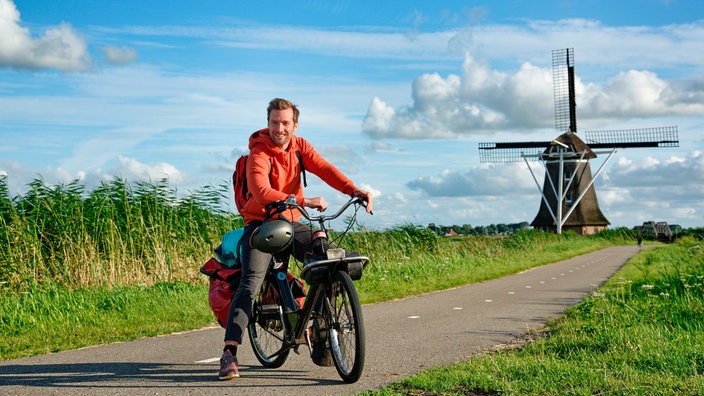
[266, 195, 369, 223]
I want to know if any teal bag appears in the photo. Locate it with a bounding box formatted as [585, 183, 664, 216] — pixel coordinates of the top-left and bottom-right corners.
[214, 228, 244, 267]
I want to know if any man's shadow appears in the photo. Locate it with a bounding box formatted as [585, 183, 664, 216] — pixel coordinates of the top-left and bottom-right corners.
[0, 361, 340, 390]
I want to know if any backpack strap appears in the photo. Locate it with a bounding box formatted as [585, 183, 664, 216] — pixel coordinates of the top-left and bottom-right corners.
[235, 151, 306, 212]
[295, 150, 308, 188]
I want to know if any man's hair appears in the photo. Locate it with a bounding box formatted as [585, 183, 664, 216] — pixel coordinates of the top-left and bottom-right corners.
[267, 98, 300, 124]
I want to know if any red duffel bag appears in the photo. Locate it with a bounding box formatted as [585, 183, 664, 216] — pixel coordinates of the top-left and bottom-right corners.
[200, 257, 307, 328]
[200, 257, 242, 328]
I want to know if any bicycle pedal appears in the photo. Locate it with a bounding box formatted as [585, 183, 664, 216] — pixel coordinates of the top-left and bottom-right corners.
[260, 304, 280, 314]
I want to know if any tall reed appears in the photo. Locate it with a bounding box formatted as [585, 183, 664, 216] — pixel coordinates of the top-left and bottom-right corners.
[0, 175, 240, 292]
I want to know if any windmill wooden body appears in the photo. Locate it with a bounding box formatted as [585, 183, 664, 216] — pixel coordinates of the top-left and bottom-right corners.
[479, 48, 679, 234]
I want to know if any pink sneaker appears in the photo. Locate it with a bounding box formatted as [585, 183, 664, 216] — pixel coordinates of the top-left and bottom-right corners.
[218, 350, 240, 380]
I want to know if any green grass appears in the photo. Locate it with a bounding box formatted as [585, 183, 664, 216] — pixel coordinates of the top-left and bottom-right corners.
[1, 281, 213, 359]
[364, 237, 704, 395]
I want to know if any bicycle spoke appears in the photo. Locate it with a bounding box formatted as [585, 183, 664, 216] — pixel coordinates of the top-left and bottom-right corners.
[248, 284, 291, 368]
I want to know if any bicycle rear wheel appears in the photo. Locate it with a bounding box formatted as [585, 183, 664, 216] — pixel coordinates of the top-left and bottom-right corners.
[327, 271, 365, 383]
[248, 282, 291, 368]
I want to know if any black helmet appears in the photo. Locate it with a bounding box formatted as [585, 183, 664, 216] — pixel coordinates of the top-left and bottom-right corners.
[250, 219, 293, 253]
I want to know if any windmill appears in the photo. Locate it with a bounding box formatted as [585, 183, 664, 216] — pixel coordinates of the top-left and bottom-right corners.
[478, 48, 679, 234]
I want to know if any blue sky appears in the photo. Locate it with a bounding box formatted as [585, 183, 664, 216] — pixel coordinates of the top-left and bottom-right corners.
[1, 0, 703, 230]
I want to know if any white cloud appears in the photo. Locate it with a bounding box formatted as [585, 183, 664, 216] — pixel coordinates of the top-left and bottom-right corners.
[111, 155, 191, 185]
[0, 0, 91, 72]
[359, 183, 382, 199]
[1, 155, 192, 197]
[314, 144, 364, 176]
[406, 163, 536, 197]
[604, 151, 704, 188]
[101, 45, 138, 65]
[362, 53, 555, 139]
[363, 52, 704, 140]
[215, 26, 457, 61]
[106, 17, 704, 72]
[583, 70, 704, 119]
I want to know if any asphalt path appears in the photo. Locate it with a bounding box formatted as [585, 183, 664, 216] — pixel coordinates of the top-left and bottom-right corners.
[0, 245, 642, 395]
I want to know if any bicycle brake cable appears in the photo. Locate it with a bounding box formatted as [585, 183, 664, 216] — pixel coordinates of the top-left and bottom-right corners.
[331, 202, 360, 246]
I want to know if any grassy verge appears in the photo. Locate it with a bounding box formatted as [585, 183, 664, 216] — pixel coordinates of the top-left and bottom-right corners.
[365, 237, 704, 395]
[0, 281, 213, 359]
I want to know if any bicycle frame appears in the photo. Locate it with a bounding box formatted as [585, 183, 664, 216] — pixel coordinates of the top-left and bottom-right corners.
[256, 240, 369, 358]
[248, 196, 370, 382]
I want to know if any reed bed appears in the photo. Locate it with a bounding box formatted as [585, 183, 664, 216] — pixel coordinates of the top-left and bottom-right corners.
[0, 175, 240, 292]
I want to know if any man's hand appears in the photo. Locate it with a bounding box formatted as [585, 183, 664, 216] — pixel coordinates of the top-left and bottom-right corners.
[303, 196, 328, 212]
[353, 189, 373, 214]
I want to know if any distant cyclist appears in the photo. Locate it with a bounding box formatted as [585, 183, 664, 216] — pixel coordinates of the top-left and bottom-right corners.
[219, 98, 373, 380]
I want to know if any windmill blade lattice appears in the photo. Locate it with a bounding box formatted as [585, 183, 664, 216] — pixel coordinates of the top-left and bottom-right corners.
[478, 141, 550, 163]
[553, 48, 577, 134]
[585, 126, 679, 149]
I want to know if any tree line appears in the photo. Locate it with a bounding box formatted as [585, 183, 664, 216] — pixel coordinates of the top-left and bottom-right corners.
[426, 222, 531, 236]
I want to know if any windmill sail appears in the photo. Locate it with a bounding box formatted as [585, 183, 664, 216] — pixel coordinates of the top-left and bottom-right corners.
[553, 48, 577, 133]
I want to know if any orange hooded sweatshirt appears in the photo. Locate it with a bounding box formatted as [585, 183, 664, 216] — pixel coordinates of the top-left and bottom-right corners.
[240, 128, 358, 224]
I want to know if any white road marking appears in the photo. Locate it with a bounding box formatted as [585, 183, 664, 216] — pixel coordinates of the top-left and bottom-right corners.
[195, 357, 220, 364]
[408, 315, 420, 319]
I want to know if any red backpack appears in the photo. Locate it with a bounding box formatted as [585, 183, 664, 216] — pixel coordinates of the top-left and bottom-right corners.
[232, 151, 307, 214]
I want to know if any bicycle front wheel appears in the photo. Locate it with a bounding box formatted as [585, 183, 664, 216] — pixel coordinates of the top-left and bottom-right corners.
[248, 283, 291, 368]
[327, 271, 365, 383]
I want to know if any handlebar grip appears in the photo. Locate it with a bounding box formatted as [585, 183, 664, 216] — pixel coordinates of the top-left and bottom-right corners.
[354, 195, 373, 215]
[264, 200, 291, 219]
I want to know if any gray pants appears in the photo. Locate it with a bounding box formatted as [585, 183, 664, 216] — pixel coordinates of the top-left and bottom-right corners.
[224, 221, 317, 344]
